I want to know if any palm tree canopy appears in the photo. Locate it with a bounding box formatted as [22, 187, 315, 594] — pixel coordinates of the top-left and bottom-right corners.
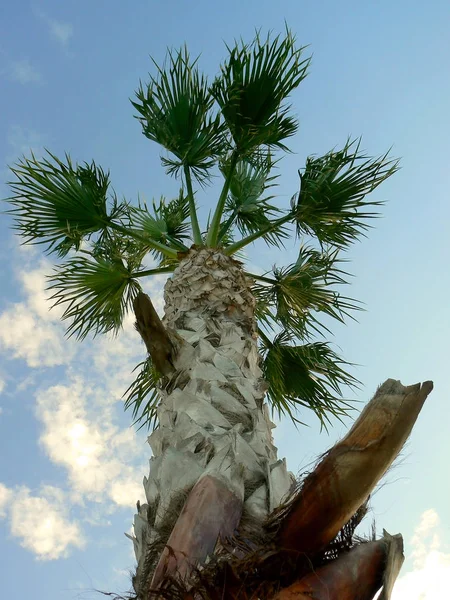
[4, 28, 399, 428]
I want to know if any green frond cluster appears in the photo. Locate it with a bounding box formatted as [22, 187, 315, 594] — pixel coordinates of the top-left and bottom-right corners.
[6, 152, 115, 257]
[130, 192, 191, 258]
[261, 331, 358, 427]
[48, 255, 141, 340]
[251, 246, 362, 425]
[210, 29, 309, 154]
[252, 246, 361, 338]
[123, 359, 161, 430]
[132, 46, 225, 181]
[292, 139, 399, 248]
[4, 28, 398, 430]
[218, 158, 288, 247]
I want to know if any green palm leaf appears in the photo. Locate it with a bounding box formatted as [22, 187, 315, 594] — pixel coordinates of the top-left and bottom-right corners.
[261, 331, 359, 426]
[123, 358, 161, 430]
[130, 192, 191, 259]
[219, 158, 288, 247]
[211, 29, 310, 154]
[48, 256, 141, 340]
[132, 46, 225, 180]
[90, 229, 150, 271]
[252, 246, 361, 338]
[293, 139, 399, 247]
[6, 152, 116, 256]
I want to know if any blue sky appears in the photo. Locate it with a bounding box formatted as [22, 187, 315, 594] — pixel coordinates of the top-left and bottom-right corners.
[1, 1, 449, 598]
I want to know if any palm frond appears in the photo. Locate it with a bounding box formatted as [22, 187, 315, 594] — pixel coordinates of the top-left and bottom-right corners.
[218, 158, 288, 247]
[211, 28, 310, 154]
[5, 152, 116, 256]
[292, 139, 399, 247]
[130, 192, 191, 260]
[123, 358, 161, 430]
[252, 246, 361, 338]
[132, 46, 225, 181]
[90, 230, 149, 272]
[48, 256, 141, 340]
[261, 331, 359, 427]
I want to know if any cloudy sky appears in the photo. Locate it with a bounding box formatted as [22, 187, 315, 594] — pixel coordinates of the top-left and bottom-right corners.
[1, 1, 449, 598]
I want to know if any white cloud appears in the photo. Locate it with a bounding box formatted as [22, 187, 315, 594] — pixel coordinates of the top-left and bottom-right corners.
[0, 483, 84, 560]
[19, 263, 63, 322]
[410, 509, 441, 570]
[0, 250, 167, 560]
[48, 19, 73, 46]
[0, 483, 12, 517]
[0, 262, 75, 368]
[392, 509, 450, 600]
[10, 59, 42, 84]
[0, 302, 68, 368]
[0, 377, 5, 394]
[36, 378, 145, 508]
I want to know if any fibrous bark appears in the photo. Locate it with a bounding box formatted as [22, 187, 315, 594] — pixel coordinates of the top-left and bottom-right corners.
[129, 247, 432, 600]
[274, 379, 433, 557]
[270, 531, 403, 600]
[130, 249, 295, 598]
[133, 292, 179, 377]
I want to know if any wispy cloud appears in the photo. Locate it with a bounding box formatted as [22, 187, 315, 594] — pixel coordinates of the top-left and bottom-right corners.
[33, 9, 73, 47]
[0, 484, 84, 559]
[0, 261, 75, 367]
[6, 125, 48, 161]
[36, 377, 145, 507]
[410, 509, 441, 570]
[392, 509, 450, 600]
[9, 59, 42, 84]
[0, 483, 12, 517]
[0, 302, 71, 368]
[0, 250, 168, 559]
[48, 19, 73, 46]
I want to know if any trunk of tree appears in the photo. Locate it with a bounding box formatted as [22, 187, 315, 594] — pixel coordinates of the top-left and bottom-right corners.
[128, 248, 433, 600]
[130, 248, 295, 598]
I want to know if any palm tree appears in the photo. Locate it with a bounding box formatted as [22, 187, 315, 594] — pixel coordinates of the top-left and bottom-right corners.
[5, 30, 432, 600]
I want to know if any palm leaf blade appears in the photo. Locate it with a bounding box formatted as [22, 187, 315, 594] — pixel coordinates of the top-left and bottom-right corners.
[211, 29, 310, 154]
[293, 139, 399, 247]
[6, 152, 112, 256]
[132, 46, 224, 180]
[262, 332, 359, 427]
[48, 256, 140, 340]
[123, 358, 161, 430]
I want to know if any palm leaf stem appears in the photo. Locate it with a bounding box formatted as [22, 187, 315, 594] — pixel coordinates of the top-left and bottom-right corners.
[109, 221, 178, 258]
[183, 165, 203, 245]
[224, 210, 293, 255]
[133, 265, 176, 278]
[205, 151, 239, 246]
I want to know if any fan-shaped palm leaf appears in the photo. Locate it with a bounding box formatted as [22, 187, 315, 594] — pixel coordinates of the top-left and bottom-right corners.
[130, 192, 191, 260]
[132, 46, 225, 180]
[210, 28, 309, 154]
[218, 158, 288, 247]
[292, 139, 399, 247]
[48, 256, 141, 340]
[123, 358, 161, 430]
[261, 330, 359, 426]
[6, 152, 115, 256]
[251, 246, 361, 338]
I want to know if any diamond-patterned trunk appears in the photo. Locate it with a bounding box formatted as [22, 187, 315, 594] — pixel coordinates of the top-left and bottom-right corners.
[130, 248, 295, 596]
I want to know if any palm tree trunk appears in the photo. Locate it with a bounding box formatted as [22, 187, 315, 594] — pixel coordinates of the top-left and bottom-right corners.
[128, 248, 433, 599]
[130, 248, 294, 598]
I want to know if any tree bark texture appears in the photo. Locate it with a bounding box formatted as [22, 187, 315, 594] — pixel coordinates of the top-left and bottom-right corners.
[275, 379, 433, 556]
[130, 249, 295, 597]
[129, 248, 433, 600]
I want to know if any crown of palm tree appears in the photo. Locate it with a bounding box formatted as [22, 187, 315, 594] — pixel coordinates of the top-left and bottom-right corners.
[4, 28, 399, 429]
